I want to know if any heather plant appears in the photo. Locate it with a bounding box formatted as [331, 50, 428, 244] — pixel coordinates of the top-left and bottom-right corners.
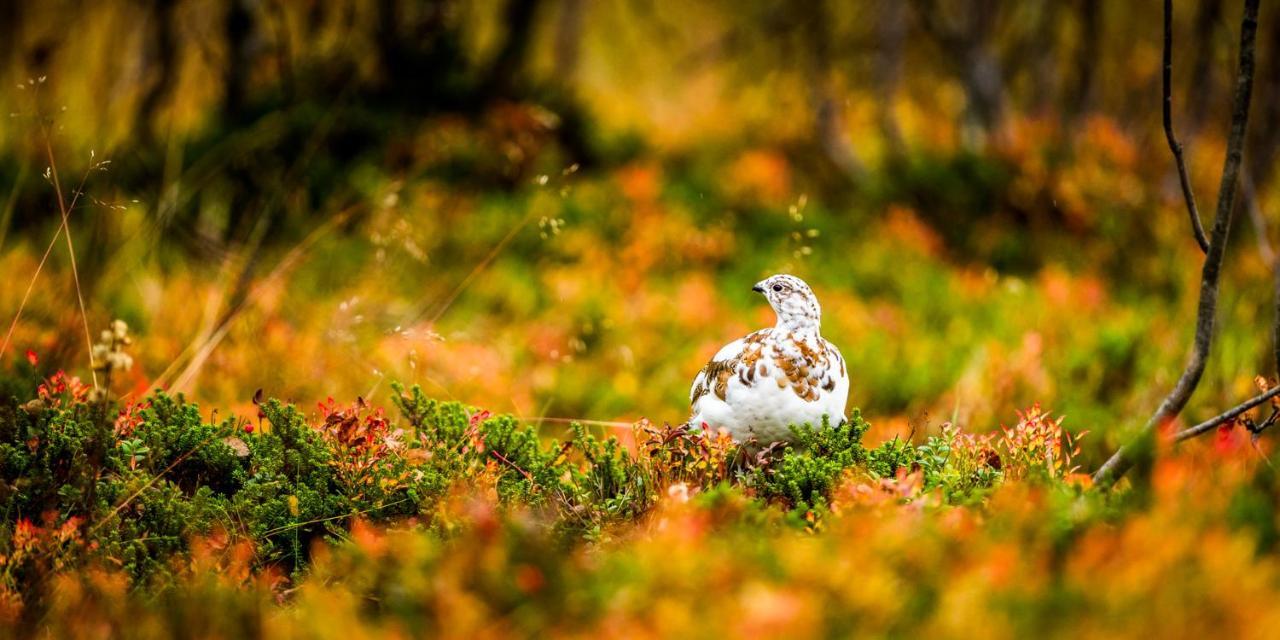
[554, 421, 649, 538]
[3, 0, 1280, 634]
[915, 422, 1004, 504]
[635, 420, 739, 492]
[9, 370, 1076, 617]
[390, 381, 563, 509]
[0, 339, 1240, 639]
[1, 378, 574, 611]
[748, 413, 871, 512]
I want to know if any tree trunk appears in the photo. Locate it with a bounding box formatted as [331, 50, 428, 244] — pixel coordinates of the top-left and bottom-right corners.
[1188, 0, 1226, 130]
[876, 0, 908, 153]
[222, 0, 253, 122]
[482, 0, 545, 97]
[554, 0, 585, 83]
[136, 0, 178, 141]
[804, 0, 864, 178]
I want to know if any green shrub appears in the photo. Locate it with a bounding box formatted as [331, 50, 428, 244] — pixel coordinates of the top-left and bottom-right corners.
[749, 412, 871, 511]
[4, 375, 1033, 621]
[557, 422, 650, 539]
[915, 429, 1002, 505]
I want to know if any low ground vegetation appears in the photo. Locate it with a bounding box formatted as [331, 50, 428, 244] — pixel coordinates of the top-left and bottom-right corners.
[4, 356, 1275, 637]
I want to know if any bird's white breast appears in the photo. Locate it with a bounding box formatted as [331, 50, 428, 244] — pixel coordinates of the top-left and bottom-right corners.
[689, 330, 848, 445]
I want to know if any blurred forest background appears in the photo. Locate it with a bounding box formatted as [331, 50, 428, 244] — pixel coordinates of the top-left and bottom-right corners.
[2, 0, 1279, 462]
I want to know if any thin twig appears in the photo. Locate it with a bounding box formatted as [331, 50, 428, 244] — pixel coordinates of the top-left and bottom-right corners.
[40, 121, 100, 390]
[1095, 0, 1260, 487]
[258, 497, 412, 538]
[0, 226, 63, 361]
[1163, 0, 1211, 254]
[489, 448, 536, 483]
[90, 432, 221, 533]
[1172, 384, 1280, 442]
[516, 416, 635, 429]
[156, 205, 359, 392]
[1, 132, 98, 365]
[409, 205, 538, 326]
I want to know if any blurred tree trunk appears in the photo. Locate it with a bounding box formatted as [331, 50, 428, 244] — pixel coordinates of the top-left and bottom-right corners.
[375, 0, 396, 72]
[136, 0, 178, 142]
[1243, 7, 1280, 273]
[554, 0, 585, 83]
[1187, 0, 1225, 130]
[375, 0, 408, 86]
[219, 0, 258, 247]
[957, 5, 1004, 137]
[1064, 0, 1099, 123]
[482, 0, 545, 97]
[0, 2, 22, 80]
[373, 0, 472, 107]
[803, 0, 864, 179]
[265, 0, 295, 104]
[1247, 11, 1280, 193]
[916, 0, 1006, 142]
[875, 0, 907, 154]
[0, 3, 26, 249]
[545, 0, 598, 168]
[222, 0, 253, 121]
[1027, 1, 1061, 115]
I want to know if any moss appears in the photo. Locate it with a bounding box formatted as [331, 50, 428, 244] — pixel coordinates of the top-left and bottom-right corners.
[0, 381, 1038, 609]
[749, 412, 871, 511]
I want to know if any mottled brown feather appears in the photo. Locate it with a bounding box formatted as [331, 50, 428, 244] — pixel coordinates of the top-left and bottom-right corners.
[692, 328, 841, 407]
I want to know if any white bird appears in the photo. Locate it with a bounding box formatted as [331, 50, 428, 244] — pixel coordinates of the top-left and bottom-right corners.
[688, 274, 849, 445]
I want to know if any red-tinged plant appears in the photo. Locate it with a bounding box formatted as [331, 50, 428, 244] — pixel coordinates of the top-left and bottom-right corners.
[940, 421, 1001, 477]
[0, 514, 85, 608]
[468, 409, 492, 430]
[113, 400, 150, 437]
[35, 371, 89, 407]
[997, 404, 1085, 480]
[315, 397, 403, 499]
[318, 397, 392, 450]
[832, 467, 934, 513]
[636, 420, 739, 493]
[465, 409, 492, 452]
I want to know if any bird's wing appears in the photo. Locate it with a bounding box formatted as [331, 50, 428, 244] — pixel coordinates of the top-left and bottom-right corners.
[819, 338, 850, 424]
[821, 338, 846, 380]
[690, 330, 771, 406]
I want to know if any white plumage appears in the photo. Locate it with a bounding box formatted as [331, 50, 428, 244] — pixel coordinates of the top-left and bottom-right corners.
[688, 274, 849, 444]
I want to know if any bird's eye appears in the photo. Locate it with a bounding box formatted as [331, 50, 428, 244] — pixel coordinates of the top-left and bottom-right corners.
[772, 284, 783, 292]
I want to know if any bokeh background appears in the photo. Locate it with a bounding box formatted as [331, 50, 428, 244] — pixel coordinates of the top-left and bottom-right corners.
[2, 0, 1278, 464]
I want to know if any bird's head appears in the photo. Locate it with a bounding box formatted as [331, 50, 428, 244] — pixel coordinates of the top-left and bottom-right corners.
[753, 274, 821, 332]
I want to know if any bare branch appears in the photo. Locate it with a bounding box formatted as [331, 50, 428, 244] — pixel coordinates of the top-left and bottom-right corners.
[1095, 0, 1260, 487]
[1172, 384, 1280, 442]
[1163, 0, 1211, 253]
[40, 122, 99, 390]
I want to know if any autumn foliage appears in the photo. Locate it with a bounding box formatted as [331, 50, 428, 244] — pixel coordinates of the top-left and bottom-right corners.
[5, 0, 1280, 636]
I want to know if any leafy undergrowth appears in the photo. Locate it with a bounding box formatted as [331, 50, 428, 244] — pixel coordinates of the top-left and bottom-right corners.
[3, 363, 1279, 637]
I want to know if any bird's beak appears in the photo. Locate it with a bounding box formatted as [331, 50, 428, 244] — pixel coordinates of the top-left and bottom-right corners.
[752, 283, 765, 294]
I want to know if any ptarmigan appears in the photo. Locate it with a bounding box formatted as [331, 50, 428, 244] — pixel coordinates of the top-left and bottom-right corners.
[688, 274, 849, 445]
